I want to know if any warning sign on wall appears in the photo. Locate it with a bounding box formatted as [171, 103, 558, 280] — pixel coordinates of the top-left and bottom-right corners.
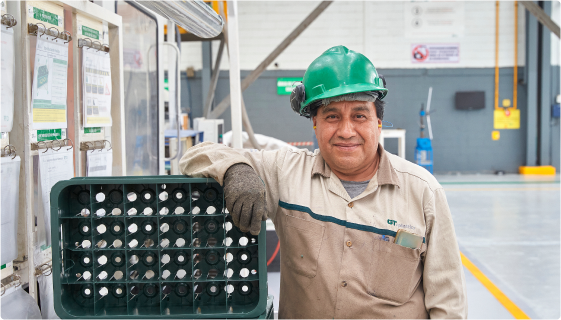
[411, 44, 460, 63]
[494, 109, 520, 129]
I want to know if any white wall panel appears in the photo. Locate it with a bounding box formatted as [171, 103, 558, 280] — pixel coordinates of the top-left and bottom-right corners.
[180, 1, 531, 71]
[363, 1, 526, 69]
[551, 0, 560, 66]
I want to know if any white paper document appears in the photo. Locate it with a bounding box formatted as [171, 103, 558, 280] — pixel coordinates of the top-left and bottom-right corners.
[83, 49, 112, 127]
[1, 156, 21, 265]
[87, 148, 112, 176]
[38, 274, 59, 319]
[31, 35, 69, 130]
[1, 25, 15, 132]
[39, 148, 74, 245]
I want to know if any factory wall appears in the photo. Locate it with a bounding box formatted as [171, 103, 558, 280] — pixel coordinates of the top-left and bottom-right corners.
[551, 67, 560, 171]
[179, 1, 533, 71]
[549, 4, 560, 171]
[182, 65, 560, 174]
[176, 1, 560, 173]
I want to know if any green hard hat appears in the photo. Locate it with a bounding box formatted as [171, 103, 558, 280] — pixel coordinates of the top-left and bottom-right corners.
[296, 45, 387, 116]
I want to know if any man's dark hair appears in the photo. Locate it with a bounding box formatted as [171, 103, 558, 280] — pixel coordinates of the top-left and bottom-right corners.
[310, 97, 385, 120]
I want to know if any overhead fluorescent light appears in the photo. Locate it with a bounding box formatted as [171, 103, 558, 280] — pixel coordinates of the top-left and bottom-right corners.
[134, 0, 224, 38]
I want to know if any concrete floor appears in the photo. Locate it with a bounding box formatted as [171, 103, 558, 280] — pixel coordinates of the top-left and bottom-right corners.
[267, 174, 560, 319]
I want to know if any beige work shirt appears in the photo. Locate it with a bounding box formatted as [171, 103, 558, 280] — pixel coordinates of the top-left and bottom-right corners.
[179, 142, 468, 319]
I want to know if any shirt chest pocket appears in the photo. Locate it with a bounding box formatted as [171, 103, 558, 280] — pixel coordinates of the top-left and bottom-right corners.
[280, 213, 325, 278]
[367, 240, 422, 304]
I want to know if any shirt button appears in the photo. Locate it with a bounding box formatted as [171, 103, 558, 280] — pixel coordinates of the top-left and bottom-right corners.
[348, 202, 354, 208]
[341, 281, 347, 287]
[346, 241, 352, 247]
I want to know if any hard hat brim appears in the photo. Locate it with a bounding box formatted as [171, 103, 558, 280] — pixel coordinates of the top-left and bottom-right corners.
[301, 82, 388, 110]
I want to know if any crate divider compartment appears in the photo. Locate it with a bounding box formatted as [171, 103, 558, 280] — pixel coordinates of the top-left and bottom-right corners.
[226, 280, 261, 313]
[60, 218, 93, 251]
[127, 282, 161, 316]
[193, 280, 228, 314]
[157, 183, 192, 217]
[159, 249, 192, 283]
[92, 217, 126, 251]
[125, 216, 158, 251]
[62, 249, 94, 284]
[158, 216, 191, 251]
[126, 249, 160, 283]
[93, 282, 128, 316]
[124, 184, 158, 218]
[225, 245, 259, 282]
[91, 184, 125, 219]
[51, 177, 266, 318]
[93, 249, 127, 283]
[60, 283, 96, 317]
[160, 281, 194, 315]
[190, 182, 224, 216]
[57, 185, 92, 218]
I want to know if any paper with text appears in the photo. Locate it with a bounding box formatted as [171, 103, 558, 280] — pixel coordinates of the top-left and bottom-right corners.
[39, 148, 74, 245]
[83, 49, 112, 127]
[1, 156, 21, 264]
[1, 25, 15, 132]
[31, 35, 69, 129]
[87, 148, 113, 177]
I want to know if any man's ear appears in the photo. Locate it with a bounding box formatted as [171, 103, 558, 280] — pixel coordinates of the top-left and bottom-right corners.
[313, 116, 317, 128]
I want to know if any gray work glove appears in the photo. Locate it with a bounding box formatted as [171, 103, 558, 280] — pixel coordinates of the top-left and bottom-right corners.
[223, 163, 266, 235]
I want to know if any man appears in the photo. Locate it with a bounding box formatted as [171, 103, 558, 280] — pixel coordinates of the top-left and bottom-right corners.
[179, 46, 467, 318]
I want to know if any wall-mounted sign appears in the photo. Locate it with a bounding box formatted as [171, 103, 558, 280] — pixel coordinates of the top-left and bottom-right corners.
[36, 129, 63, 141]
[27, 6, 63, 27]
[76, 13, 103, 42]
[84, 127, 102, 134]
[79, 25, 100, 40]
[404, 2, 464, 38]
[31, 129, 66, 142]
[411, 44, 459, 63]
[494, 109, 520, 129]
[277, 77, 302, 95]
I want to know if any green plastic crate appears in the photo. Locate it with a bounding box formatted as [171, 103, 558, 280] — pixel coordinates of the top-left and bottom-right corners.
[50, 176, 267, 319]
[258, 295, 274, 319]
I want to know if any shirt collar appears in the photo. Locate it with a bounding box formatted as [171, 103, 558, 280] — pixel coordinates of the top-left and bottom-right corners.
[376, 144, 401, 188]
[312, 143, 401, 188]
[311, 151, 332, 178]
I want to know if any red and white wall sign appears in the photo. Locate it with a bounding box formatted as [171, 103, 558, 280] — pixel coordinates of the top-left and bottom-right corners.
[411, 44, 460, 63]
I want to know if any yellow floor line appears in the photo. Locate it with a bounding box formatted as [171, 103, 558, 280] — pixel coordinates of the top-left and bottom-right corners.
[460, 252, 530, 319]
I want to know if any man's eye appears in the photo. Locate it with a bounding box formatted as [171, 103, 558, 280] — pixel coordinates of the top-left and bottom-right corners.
[356, 114, 366, 119]
[326, 115, 337, 119]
